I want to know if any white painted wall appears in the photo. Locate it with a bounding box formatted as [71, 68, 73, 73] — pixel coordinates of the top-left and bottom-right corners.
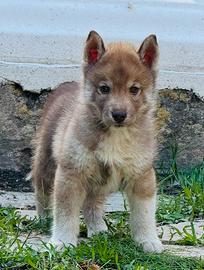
[0, 0, 203, 95]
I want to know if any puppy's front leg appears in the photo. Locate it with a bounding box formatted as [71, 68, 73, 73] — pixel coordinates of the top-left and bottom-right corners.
[126, 168, 163, 253]
[51, 165, 86, 247]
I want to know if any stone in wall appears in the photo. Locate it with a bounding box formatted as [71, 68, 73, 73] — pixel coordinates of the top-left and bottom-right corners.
[0, 82, 49, 191]
[156, 89, 204, 172]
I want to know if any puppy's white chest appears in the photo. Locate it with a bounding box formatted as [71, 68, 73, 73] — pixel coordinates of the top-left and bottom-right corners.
[95, 127, 150, 181]
[95, 128, 136, 170]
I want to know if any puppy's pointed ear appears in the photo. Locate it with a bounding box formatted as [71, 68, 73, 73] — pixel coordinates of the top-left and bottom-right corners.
[84, 31, 105, 65]
[138, 35, 159, 72]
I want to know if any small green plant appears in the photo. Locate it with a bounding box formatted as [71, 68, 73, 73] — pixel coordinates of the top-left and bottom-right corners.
[169, 222, 204, 246]
[22, 215, 52, 234]
[157, 195, 187, 225]
[105, 211, 129, 236]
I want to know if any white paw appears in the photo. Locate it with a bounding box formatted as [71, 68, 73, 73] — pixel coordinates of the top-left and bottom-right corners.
[48, 239, 65, 250]
[136, 238, 164, 253]
[87, 222, 108, 237]
[49, 237, 77, 250]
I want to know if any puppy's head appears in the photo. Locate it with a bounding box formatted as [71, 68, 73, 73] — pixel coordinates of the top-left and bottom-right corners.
[83, 31, 159, 128]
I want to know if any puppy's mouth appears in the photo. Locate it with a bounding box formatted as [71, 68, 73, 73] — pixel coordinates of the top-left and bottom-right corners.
[114, 123, 125, 127]
[102, 121, 125, 129]
[101, 116, 129, 128]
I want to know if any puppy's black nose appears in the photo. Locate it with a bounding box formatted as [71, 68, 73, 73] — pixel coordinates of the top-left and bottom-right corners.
[112, 111, 127, 123]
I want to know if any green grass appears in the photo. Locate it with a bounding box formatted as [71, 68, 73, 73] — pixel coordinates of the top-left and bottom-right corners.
[156, 159, 204, 247]
[0, 207, 203, 270]
[0, 205, 204, 270]
[157, 160, 204, 224]
[0, 156, 203, 269]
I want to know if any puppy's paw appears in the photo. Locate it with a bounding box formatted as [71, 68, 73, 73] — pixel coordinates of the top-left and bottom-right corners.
[87, 221, 108, 237]
[49, 237, 77, 250]
[136, 238, 164, 253]
[48, 238, 64, 250]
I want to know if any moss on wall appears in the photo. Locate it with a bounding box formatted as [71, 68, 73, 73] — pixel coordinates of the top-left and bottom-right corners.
[156, 105, 171, 130]
[159, 89, 190, 103]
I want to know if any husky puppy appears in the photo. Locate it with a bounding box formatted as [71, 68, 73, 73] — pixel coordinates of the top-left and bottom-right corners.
[31, 31, 163, 253]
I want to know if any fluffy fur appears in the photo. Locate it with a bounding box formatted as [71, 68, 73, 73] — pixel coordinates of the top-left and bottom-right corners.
[31, 31, 163, 253]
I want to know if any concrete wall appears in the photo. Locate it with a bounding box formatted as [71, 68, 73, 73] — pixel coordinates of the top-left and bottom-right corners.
[0, 0, 204, 95]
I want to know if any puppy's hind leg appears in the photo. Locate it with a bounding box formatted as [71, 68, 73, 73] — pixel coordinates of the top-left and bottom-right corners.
[34, 179, 52, 217]
[83, 193, 108, 237]
[32, 157, 56, 217]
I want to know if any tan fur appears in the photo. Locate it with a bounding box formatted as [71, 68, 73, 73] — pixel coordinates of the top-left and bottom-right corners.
[31, 31, 163, 252]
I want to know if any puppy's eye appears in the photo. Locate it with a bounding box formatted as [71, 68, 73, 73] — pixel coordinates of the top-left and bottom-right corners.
[98, 85, 111, 94]
[129, 86, 141, 95]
